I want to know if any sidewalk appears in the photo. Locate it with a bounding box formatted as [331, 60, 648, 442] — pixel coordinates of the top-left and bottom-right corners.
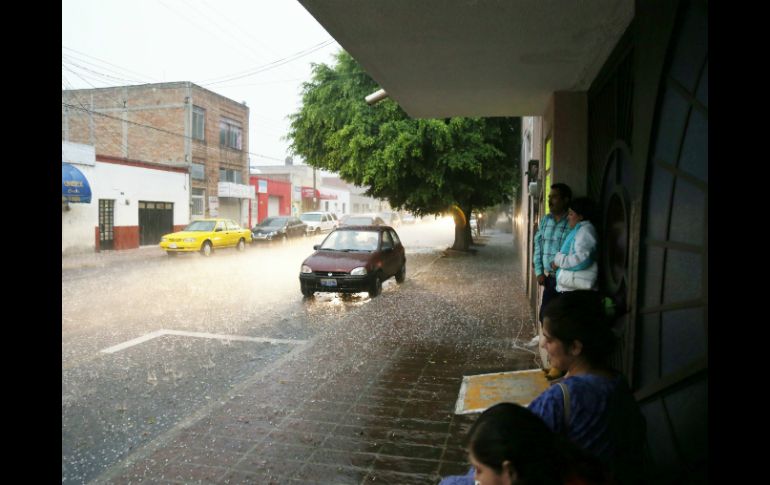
[62, 245, 166, 271]
[94, 230, 540, 485]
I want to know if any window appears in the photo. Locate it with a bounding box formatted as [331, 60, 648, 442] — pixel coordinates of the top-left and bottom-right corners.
[193, 106, 206, 141]
[218, 168, 242, 183]
[191, 162, 205, 181]
[192, 188, 205, 216]
[382, 231, 393, 250]
[219, 118, 243, 150]
[389, 230, 401, 246]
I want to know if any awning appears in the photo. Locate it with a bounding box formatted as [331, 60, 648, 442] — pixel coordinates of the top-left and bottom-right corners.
[62, 163, 92, 203]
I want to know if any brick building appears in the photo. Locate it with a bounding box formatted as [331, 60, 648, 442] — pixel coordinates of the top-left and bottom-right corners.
[62, 82, 254, 236]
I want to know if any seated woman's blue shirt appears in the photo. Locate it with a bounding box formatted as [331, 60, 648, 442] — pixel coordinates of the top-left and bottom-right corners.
[528, 373, 622, 463]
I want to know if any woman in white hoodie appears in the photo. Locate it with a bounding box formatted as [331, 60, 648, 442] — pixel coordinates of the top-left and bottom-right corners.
[551, 197, 598, 292]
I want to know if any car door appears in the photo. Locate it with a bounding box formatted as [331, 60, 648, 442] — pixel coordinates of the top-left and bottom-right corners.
[291, 217, 303, 237]
[389, 229, 405, 269]
[380, 230, 398, 276]
[322, 213, 332, 232]
[212, 220, 227, 247]
[223, 220, 237, 246]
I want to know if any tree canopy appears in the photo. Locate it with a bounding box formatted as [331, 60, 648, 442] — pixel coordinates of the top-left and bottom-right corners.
[288, 51, 520, 249]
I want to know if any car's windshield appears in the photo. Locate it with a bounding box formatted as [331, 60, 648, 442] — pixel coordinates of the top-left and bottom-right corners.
[300, 213, 321, 222]
[184, 220, 216, 232]
[259, 217, 287, 227]
[320, 230, 379, 251]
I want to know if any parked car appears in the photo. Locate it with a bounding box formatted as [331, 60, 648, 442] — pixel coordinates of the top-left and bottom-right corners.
[329, 212, 340, 228]
[299, 225, 406, 298]
[377, 211, 402, 227]
[300, 211, 337, 235]
[339, 213, 386, 227]
[160, 218, 252, 257]
[251, 216, 307, 243]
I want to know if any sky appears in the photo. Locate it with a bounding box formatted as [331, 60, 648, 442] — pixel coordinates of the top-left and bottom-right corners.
[61, 0, 343, 168]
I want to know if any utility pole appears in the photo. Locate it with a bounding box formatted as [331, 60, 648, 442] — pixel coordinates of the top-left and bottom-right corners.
[312, 166, 317, 210]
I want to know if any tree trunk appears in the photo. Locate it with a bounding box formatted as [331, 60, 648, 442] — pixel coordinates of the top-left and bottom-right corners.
[451, 203, 473, 251]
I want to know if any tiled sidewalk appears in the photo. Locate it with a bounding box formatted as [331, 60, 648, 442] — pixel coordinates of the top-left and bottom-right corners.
[96, 231, 540, 484]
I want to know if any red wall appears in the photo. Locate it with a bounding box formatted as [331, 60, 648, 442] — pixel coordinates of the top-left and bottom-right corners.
[250, 176, 292, 224]
[95, 226, 140, 251]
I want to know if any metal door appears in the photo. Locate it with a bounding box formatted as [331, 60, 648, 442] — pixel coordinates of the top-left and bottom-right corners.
[98, 199, 115, 250]
[139, 201, 174, 246]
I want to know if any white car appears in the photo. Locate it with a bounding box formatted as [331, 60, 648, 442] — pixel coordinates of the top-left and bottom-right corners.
[300, 211, 337, 235]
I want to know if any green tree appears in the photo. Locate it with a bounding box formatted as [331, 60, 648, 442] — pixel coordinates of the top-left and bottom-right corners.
[288, 51, 520, 250]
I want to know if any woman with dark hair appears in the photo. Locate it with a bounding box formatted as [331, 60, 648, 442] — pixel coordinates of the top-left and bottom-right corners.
[439, 292, 646, 485]
[529, 291, 647, 485]
[464, 402, 612, 485]
[550, 197, 598, 292]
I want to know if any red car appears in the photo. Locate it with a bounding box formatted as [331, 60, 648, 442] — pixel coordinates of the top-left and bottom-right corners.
[299, 225, 406, 298]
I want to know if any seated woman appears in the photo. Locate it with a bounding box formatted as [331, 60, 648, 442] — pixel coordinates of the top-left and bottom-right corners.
[550, 197, 598, 292]
[440, 292, 646, 485]
[529, 291, 647, 485]
[448, 402, 612, 485]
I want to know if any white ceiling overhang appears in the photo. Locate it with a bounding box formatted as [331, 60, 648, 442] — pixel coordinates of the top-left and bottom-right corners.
[298, 0, 633, 118]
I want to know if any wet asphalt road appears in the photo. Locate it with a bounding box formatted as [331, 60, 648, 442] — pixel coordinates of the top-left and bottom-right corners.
[62, 219, 463, 484]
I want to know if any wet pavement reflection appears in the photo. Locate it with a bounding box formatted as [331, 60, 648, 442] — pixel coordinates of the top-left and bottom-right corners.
[64, 226, 540, 484]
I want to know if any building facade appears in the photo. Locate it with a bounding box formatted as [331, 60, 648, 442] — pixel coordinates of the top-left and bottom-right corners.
[62, 141, 188, 253]
[249, 176, 293, 226]
[62, 82, 254, 236]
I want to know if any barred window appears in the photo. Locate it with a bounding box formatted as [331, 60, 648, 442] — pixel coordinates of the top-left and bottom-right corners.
[192, 188, 205, 216]
[219, 118, 242, 150]
[191, 162, 205, 181]
[193, 107, 206, 141]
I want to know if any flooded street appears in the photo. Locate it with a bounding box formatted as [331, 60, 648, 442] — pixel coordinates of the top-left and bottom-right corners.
[62, 220, 539, 484]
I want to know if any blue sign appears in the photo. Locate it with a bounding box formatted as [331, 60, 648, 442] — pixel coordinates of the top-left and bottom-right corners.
[62, 163, 92, 203]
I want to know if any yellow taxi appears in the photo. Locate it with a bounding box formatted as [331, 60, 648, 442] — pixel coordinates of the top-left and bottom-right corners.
[159, 218, 252, 256]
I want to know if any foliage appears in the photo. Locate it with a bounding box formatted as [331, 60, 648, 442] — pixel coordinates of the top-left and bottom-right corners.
[288, 51, 521, 248]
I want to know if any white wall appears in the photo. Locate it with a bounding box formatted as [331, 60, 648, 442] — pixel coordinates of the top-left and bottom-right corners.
[62, 162, 99, 254]
[89, 162, 189, 227]
[62, 160, 189, 254]
[318, 186, 351, 215]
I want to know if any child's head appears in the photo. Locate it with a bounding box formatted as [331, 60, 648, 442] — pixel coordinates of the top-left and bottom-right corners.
[466, 403, 562, 485]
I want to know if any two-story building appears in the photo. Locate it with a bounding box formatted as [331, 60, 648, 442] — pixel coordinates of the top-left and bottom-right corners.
[62, 82, 254, 251]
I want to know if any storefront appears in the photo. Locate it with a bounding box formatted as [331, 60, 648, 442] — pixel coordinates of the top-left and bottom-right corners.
[249, 176, 292, 226]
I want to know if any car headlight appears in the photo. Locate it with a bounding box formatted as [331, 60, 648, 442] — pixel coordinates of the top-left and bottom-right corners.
[350, 267, 368, 276]
[269, 231, 277, 236]
[183, 238, 196, 243]
[301, 265, 312, 274]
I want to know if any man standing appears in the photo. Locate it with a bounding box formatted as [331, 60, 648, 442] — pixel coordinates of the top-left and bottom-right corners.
[530, 184, 572, 366]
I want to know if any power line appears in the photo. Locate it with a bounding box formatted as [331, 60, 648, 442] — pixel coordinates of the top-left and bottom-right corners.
[62, 46, 161, 83]
[62, 57, 146, 85]
[199, 39, 336, 86]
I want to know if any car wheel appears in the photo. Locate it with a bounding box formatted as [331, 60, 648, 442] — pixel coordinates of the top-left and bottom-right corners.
[369, 273, 382, 298]
[396, 262, 406, 283]
[315, 227, 321, 235]
[301, 286, 314, 297]
[200, 241, 213, 257]
[236, 238, 246, 251]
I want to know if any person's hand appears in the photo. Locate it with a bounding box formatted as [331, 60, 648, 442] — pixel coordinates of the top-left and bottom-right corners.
[537, 274, 545, 285]
[551, 261, 558, 270]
